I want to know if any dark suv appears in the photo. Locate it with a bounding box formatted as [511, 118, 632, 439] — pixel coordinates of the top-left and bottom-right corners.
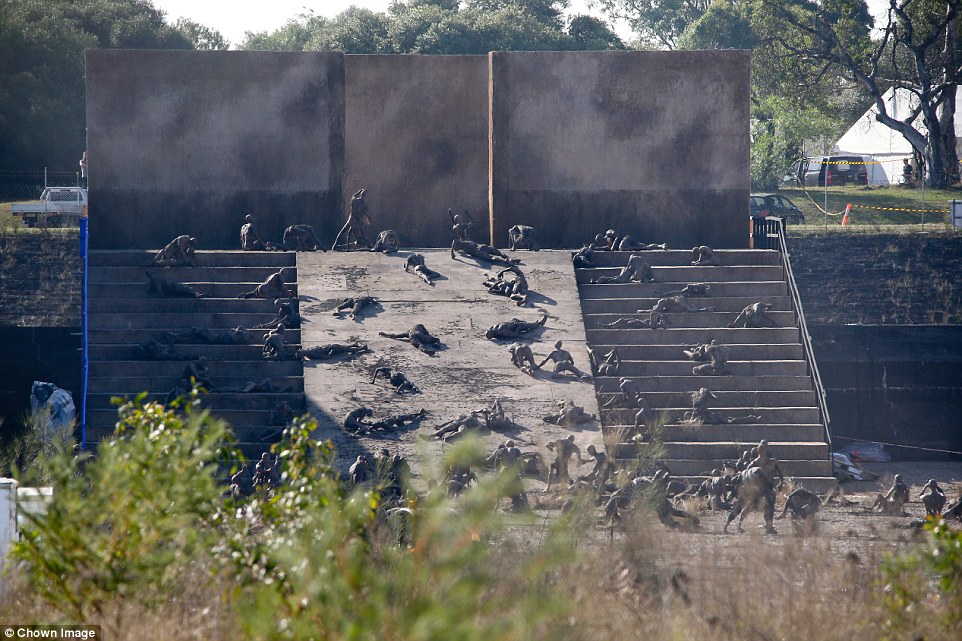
[750, 193, 806, 224]
[791, 155, 868, 187]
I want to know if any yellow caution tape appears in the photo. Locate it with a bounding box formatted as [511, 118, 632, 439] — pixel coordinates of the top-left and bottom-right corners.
[858, 205, 948, 213]
[817, 160, 881, 165]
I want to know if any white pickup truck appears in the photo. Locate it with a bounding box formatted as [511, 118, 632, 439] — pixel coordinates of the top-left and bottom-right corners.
[11, 186, 87, 227]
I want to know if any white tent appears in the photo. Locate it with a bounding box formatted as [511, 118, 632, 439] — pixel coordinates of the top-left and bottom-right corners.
[833, 86, 962, 185]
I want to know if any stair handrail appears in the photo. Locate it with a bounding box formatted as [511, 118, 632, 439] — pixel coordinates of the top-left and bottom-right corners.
[769, 217, 832, 453]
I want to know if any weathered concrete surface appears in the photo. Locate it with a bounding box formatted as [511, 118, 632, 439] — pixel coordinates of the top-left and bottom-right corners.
[298, 249, 601, 477]
[489, 50, 750, 249]
[86, 50, 345, 250]
[344, 55, 489, 247]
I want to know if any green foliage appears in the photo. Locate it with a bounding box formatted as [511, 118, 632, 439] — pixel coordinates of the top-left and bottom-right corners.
[880, 517, 962, 634]
[676, 0, 756, 50]
[596, 0, 711, 49]
[12, 396, 231, 621]
[174, 17, 230, 51]
[751, 95, 839, 191]
[240, 0, 624, 53]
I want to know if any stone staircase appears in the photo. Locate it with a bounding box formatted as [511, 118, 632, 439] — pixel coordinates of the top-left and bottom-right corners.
[85, 250, 304, 458]
[576, 249, 834, 488]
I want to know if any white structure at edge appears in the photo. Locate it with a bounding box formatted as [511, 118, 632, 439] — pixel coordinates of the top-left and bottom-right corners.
[834, 87, 962, 185]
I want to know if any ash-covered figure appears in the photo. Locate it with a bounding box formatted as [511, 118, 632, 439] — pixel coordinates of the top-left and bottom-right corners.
[146, 270, 204, 298]
[507, 225, 539, 250]
[261, 324, 290, 360]
[590, 254, 655, 284]
[349, 455, 371, 485]
[571, 244, 594, 267]
[164, 327, 251, 345]
[545, 435, 582, 489]
[870, 474, 911, 516]
[378, 324, 442, 355]
[485, 311, 548, 340]
[681, 387, 759, 425]
[691, 245, 720, 266]
[240, 214, 277, 251]
[538, 340, 591, 380]
[451, 238, 520, 266]
[483, 265, 529, 306]
[370, 367, 420, 394]
[658, 283, 711, 297]
[542, 399, 595, 429]
[332, 295, 379, 321]
[602, 229, 666, 251]
[602, 377, 645, 409]
[238, 268, 295, 300]
[631, 397, 660, 440]
[729, 302, 778, 328]
[427, 411, 487, 441]
[296, 341, 368, 360]
[139, 338, 197, 361]
[218, 378, 293, 393]
[776, 488, 822, 522]
[344, 407, 426, 437]
[370, 229, 400, 254]
[404, 253, 442, 285]
[587, 346, 620, 376]
[151, 235, 197, 267]
[448, 208, 474, 241]
[283, 224, 326, 251]
[707, 470, 733, 511]
[690, 340, 731, 376]
[252, 298, 303, 330]
[333, 189, 373, 250]
[919, 479, 947, 517]
[182, 357, 214, 391]
[644, 295, 715, 326]
[508, 342, 539, 376]
[598, 315, 666, 329]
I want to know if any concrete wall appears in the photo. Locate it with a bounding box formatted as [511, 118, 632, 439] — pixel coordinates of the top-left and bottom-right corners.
[86, 50, 345, 250]
[489, 50, 750, 248]
[344, 55, 489, 247]
[812, 325, 962, 460]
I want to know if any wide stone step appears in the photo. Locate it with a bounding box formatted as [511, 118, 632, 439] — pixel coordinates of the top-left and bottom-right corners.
[583, 249, 781, 268]
[88, 282, 299, 299]
[87, 408, 288, 429]
[85, 391, 305, 412]
[604, 406, 821, 424]
[578, 281, 788, 298]
[586, 311, 797, 329]
[89, 250, 296, 268]
[576, 266, 785, 284]
[88, 328, 297, 345]
[587, 344, 804, 361]
[671, 476, 839, 494]
[89, 299, 285, 314]
[88, 344, 301, 361]
[597, 389, 816, 407]
[634, 441, 829, 461]
[88, 360, 303, 378]
[594, 375, 814, 393]
[86, 376, 305, 394]
[586, 327, 800, 345]
[604, 423, 825, 442]
[87, 311, 292, 329]
[89, 265, 291, 283]
[594, 359, 808, 377]
[581, 296, 793, 314]
[628, 458, 833, 478]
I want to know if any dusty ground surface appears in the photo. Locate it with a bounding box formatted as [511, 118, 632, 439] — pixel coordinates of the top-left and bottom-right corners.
[298, 248, 602, 479]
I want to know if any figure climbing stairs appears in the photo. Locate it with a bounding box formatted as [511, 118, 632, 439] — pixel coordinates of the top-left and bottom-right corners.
[575, 249, 835, 490]
[85, 250, 304, 459]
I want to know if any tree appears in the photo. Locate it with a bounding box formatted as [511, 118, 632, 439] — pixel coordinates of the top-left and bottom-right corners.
[242, 12, 330, 51]
[755, 0, 962, 188]
[174, 17, 230, 51]
[676, 0, 756, 50]
[595, 0, 711, 49]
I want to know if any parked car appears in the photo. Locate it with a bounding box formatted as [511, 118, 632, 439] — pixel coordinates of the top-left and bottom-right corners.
[789, 155, 869, 187]
[750, 193, 806, 224]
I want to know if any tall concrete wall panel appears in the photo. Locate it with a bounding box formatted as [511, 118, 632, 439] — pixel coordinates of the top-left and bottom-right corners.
[86, 50, 345, 250]
[344, 55, 489, 247]
[489, 51, 750, 248]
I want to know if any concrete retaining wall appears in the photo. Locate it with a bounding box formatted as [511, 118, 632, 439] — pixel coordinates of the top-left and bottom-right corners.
[344, 55, 489, 247]
[86, 50, 749, 250]
[86, 50, 345, 250]
[811, 325, 962, 460]
[489, 50, 750, 249]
